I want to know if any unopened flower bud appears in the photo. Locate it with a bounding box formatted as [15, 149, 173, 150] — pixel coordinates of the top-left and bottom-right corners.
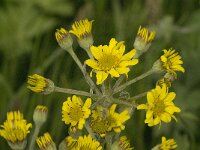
[69, 19, 94, 57]
[36, 133, 56, 150]
[134, 26, 156, 57]
[55, 28, 73, 50]
[111, 136, 133, 150]
[33, 105, 48, 126]
[27, 74, 55, 94]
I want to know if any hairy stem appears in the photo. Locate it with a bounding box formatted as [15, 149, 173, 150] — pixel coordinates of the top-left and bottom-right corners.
[28, 124, 41, 150]
[113, 69, 154, 94]
[129, 91, 148, 101]
[54, 86, 96, 97]
[66, 48, 101, 95]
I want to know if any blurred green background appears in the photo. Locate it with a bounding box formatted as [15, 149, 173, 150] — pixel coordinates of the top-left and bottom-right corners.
[0, 0, 200, 149]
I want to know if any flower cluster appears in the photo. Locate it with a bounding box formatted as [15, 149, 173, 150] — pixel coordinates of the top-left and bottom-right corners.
[0, 18, 185, 150]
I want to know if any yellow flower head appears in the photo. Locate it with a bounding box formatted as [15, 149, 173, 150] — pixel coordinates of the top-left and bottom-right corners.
[137, 84, 181, 126]
[160, 49, 185, 77]
[62, 95, 92, 130]
[33, 105, 48, 125]
[118, 136, 134, 150]
[137, 26, 156, 43]
[27, 74, 47, 93]
[91, 108, 109, 137]
[159, 136, 177, 150]
[106, 104, 130, 133]
[69, 19, 94, 40]
[36, 132, 56, 150]
[0, 111, 32, 143]
[55, 28, 73, 49]
[69, 135, 102, 150]
[27, 74, 54, 94]
[86, 38, 139, 85]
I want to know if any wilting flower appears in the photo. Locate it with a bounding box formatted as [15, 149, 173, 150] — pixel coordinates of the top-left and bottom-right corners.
[0, 111, 32, 149]
[160, 49, 185, 77]
[62, 95, 91, 130]
[33, 105, 48, 126]
[55, 28, 73, 50]
[86, 38, 139, 84]
[36, 132, 56, 150]
[134, 26, 156, 52]
[27, 74, 54, 94]
[137, 84, 181, 126]
[70, 19, 94, 40]
[67, 135, 102, 150]
[159, 136, 177, 150]
[106, 104, 130, 133]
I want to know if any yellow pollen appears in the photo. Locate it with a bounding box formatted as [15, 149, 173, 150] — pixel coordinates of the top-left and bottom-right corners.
[69, 106, 83, 121]
[154, 100, 165, 116]
[98, 54, 119, 71]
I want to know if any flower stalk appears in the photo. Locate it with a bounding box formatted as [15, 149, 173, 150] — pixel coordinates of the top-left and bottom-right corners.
[113, 69, 155, 94]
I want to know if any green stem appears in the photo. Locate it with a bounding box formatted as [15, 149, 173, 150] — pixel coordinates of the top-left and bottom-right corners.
[129, 91, 148, 101]
[113, 69, 154, 94]
[105, 135, 112, 150]
[28, 124, 41, 150]
[54, 86, 96, 98]
[66, 48, 101, 95]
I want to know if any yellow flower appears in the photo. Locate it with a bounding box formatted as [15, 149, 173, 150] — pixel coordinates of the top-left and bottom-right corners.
[55, 28, 73, 49]
[69, 19, 94, 40]
[137, 84, 181, 126]
[91, 108, 109, 137]
[27, 74, 55, 94]
[36, 132, 56, 150]
[134, 26, 156, 52]
[160, 49, 185, 77]
[69, 135, 102, 150]
[62, 95, 92, 129]
[137, 26, 156, 43]
[159, 136, 177, 150]
[118, 136, 134, 150]
[86, 38, 139, 85]
[0, 111, 32, 146]
[106, 104, 130, 133]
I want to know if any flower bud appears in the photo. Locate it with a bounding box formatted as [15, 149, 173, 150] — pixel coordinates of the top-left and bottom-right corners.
[27, 74, 55, 94]
[33, 105, 48, 126]
[36, 133, 56, 150]
[55, 28, 73, 50]
[134, 26, 156, 57]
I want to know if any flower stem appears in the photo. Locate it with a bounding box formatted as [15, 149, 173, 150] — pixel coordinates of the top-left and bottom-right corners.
[54, 86, 96, 98]
[129, 91, 148, 101]
[28, 124, 41, 150]
[113, 69, 155, 94]
[66, 48, 101, 95]
[105, 135, 112, 150]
